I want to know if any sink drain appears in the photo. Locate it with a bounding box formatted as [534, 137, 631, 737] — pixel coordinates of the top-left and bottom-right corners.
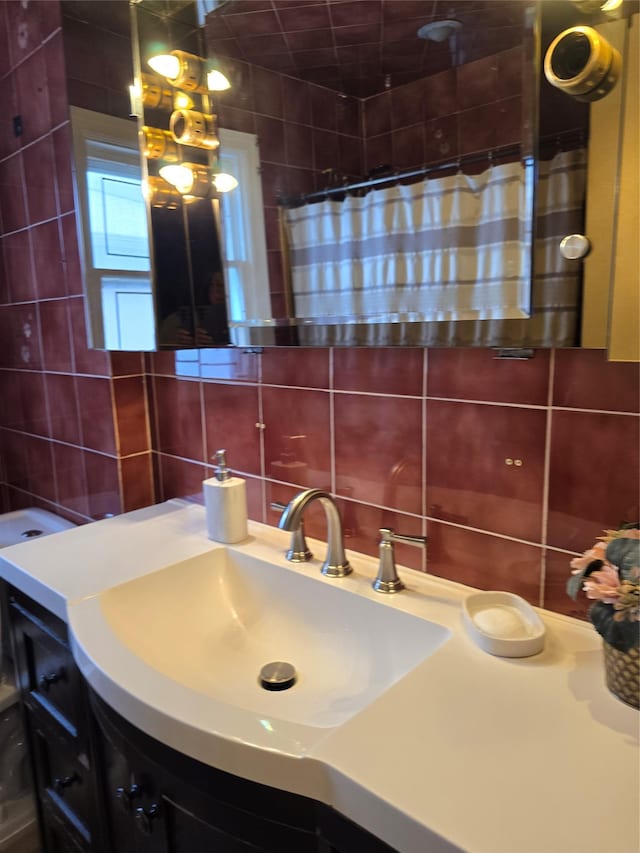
[259, 661, 297, 691]
[21, 529, 43, 539]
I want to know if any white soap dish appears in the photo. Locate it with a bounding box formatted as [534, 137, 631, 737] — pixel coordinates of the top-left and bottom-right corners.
[463, 591, 546, 657]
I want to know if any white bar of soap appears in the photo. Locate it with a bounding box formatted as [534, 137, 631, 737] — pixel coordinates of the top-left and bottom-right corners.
[463, 591, 546, 657]
[473, 606, 530, 639]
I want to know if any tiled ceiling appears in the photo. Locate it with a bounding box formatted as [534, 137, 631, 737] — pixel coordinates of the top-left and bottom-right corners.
[205, 0, 527, 98]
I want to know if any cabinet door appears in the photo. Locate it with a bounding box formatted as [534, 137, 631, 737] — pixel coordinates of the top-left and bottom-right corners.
[92, 692, 317, 853]
[100, 729, 166, 853]
[41, 794, 91, 853]
[28, 709, 93, 844]
[9, 597, 84, 742]
[98, 724, 266, 853]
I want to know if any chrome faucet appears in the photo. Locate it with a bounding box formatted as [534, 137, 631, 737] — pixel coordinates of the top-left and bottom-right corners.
[271, 501, 313, 562]
[278, 489, 352, 578]
[373, 528, 427, 593]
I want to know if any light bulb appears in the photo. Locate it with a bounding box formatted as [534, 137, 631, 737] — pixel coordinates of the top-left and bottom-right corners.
[173, 91, 194, 110]
[213, 172, 238, 193]
[601, 0, 622, 10]
[159, 164, 194, 194]
[206, 69, 231, 91]
[148, 54, 181, 81]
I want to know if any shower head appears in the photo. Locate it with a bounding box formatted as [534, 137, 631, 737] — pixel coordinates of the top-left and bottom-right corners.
[417, 19, 462, 42]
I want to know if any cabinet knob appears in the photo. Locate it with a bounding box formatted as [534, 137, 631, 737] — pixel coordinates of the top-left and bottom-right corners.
[53, 773, 79, 795]
[39, 668, 66, 691]
[134, 803, 161, 835]
[115, 783, 142, 813]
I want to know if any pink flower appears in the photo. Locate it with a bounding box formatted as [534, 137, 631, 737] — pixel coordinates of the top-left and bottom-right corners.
[570, 541, 608, 574]
[582, 564, 621, 603]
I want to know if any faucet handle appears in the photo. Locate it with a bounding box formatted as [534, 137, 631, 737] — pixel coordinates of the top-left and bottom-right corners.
[380, 528, 427, 548]
[373, 527, 427, 594]
[271, 502, 313, 562]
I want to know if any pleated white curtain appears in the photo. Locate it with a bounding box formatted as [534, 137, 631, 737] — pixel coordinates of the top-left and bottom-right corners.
[284, 158, 536, 324]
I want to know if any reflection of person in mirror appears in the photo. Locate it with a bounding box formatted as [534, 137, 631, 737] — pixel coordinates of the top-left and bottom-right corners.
[160, 272, 227, 347]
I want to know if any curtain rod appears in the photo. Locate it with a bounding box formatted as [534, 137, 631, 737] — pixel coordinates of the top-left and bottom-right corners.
[280, 143, 528, 207]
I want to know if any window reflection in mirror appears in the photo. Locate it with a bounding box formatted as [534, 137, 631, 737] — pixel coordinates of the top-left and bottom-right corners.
[218, 128, 273, 345]
[71, 107, 155, 351]
[70, 108, 271, 352]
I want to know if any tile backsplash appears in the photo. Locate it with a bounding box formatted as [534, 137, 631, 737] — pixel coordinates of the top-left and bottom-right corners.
[143, 347, 639, 620]
[1, 2, 639, 625]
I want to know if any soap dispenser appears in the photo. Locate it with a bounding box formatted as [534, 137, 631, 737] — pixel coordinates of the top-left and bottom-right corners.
[203, 450, 248, 543]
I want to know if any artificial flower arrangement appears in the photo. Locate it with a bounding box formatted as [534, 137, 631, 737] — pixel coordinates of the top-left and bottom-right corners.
[568, 524, 640, 653]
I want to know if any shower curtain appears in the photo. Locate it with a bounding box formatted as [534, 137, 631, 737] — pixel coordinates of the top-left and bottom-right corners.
[284, 158, 535, 324]
[282, 149, 586, 344]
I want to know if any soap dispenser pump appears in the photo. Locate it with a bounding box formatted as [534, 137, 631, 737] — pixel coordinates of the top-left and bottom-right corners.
[203, 449, 248, 543]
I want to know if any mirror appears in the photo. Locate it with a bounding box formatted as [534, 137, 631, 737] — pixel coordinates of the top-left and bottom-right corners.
[66, 0, 232, 351]
[63, 1, 636, 352]
[207, 0, 545, 347]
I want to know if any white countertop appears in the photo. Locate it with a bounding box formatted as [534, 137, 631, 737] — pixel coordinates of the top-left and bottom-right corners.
[1, 500, 638, 853]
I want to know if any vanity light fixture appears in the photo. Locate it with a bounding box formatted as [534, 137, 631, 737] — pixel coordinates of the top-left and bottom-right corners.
[147, 50, 231, 93]
[206, 66, 231, 93]
[544, 25, 621, 101]
[142, 126, 179, 161]
[173, 91, 194, 110]
[170, 109, 219, 150]
[141, 74, 174, 110]
[570, 0, 623, 12]
[159, 163, 238, 195]
[129, 74, 178, 117]
[212, 171, 238, 193]
[159, 163, 210, 196]
[142, 176, 181, 209]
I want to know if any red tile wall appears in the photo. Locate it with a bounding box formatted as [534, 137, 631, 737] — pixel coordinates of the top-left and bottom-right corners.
[363, 46, 524, 173]
[146, 347, 640, 620]
[1, 5, 638, 626]
[0, 1, 153, 524]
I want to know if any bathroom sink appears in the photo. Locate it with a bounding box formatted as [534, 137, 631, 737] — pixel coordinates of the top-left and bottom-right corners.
[78, 547, 450, 729]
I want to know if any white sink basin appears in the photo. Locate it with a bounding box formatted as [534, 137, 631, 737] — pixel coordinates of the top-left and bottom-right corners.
[88, 548, 450, 729]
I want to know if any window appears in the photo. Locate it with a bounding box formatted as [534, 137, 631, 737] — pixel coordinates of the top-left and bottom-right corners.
[71, 107, 155, 350]
[218, 128, 272, 341]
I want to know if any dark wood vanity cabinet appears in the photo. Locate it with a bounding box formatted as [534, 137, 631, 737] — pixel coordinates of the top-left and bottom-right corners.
[3, 584, 396, 853]
[91, 690, 318, 853]
[4, 585, 106, 853]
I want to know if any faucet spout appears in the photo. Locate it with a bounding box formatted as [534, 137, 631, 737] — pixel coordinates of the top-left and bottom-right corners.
[278, 488, 352, 578]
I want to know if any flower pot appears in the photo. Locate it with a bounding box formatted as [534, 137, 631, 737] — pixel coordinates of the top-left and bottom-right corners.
[603, 641, 640, 709]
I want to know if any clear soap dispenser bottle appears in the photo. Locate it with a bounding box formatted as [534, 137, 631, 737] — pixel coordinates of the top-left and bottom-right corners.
[203, 450, 248, 543]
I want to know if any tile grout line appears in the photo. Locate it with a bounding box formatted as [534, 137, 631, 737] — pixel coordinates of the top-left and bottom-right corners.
[107, 374, 125, 514]
[0, 26, 63, 85]
[422, 347, 428, 569]
[0, 427, 124, 461]
[539, 349, 556, 607]
[198, 369, 208, 468]
[254, 469, 552, 550]
[150, 373, 163, 502]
